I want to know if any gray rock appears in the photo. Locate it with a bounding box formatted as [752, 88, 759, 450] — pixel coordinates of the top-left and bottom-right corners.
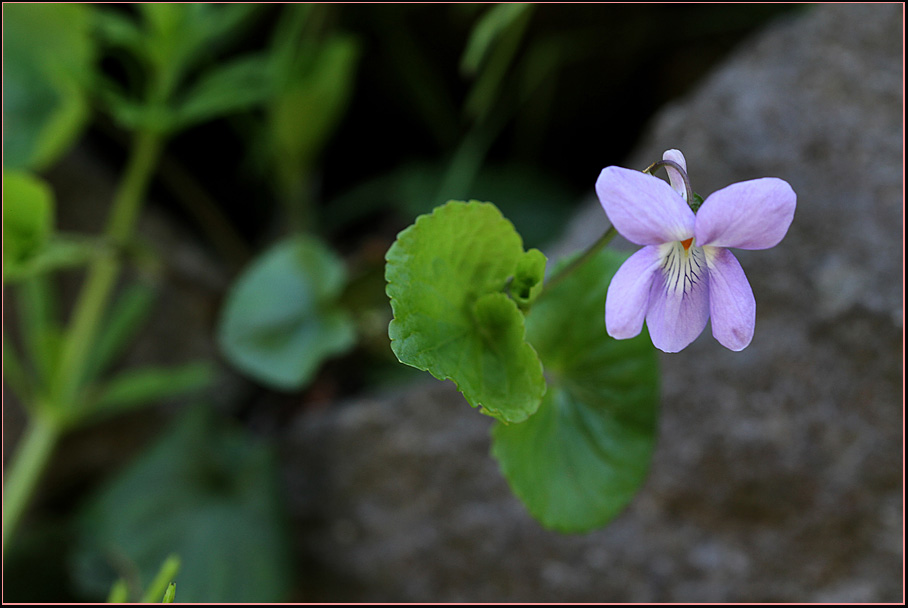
[284, 4, 902, 602]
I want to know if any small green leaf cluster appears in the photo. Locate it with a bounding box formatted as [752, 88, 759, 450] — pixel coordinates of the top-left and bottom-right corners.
[386, 201, 660, 532]
[92, 4, 269, 134]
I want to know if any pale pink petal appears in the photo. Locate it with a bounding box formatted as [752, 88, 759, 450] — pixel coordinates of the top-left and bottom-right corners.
[605, 246, 663, 340]
[662, 149, 688, 201]
[596, 166, 695, 246]
[704, 246, 755, 351]
[694, 177, 797, 249]
[645, 243, 710, 353]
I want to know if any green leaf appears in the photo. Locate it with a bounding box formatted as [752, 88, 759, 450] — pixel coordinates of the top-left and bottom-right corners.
[86, 362, 214, 420]
[171, 54, 271, 130]
[460, 3, 534, 76]
[492, 248, 660, 532]
[137, 2, 260, 67]
[15, 276, 62, 392]
[106, 579, 128, 603]
[102, 93, 176, 133]
[218, 235, 355, 391]
[3, 233, 110, 283]
[386, 201, 546, 423]
[82, 283, 158, 386]
[462, 3, 534, 123]
[136, 3, 202, 81]
[2, 171, 54, 272]
[72, 407, 292, 603]
[267, 34, 360, 186]
[93, 8, 143, 50]
[2, 3, 95, 170]
[141, 554, 180, 603]
[510, 247, 546, 309]
[104, 554, 179, 603]
[3, 330, 33, 406]
[135, 4, 263, 105]
[161, 582, 176, 604]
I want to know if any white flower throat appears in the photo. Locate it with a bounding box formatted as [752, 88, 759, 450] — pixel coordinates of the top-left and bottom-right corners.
[659, 238, 706, 296]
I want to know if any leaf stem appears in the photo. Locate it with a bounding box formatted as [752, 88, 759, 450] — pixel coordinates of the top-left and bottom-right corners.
[2, 330, 34, 408]
[539, 225, 617, 296]
[141, 554, 181, 603]
[51, 129, 163, 407]
[4, 129, 164, 554]
[2, 415, 61, 556]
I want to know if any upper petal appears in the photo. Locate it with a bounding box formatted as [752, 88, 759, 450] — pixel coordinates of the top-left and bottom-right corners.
[605, 245, 662, 340]
[645, 242, 711, 353]
[662, 149, 688, 201]
[704, 246, 755, 351]
[596, 166, 695, 246]
[694, 177, 796, 249]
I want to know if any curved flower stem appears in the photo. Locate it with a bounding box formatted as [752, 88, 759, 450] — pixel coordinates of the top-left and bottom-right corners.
[644, 159, 693, 204]
[539, 225, 617, 297]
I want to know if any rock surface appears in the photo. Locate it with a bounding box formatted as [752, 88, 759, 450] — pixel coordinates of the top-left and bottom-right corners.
[283, 4, 903, 602]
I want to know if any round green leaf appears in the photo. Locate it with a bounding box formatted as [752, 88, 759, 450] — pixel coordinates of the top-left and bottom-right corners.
[3, 3, 94, 170]
[2, 171, 54, 274]
[218, 235, 355, 391]
[492, 247, 660, 532]
[386, 200, 545, 423]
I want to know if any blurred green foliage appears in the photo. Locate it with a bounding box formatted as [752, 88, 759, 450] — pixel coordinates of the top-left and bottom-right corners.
[3, 4, 95, 170]
[72, 408, 291, 603]
[260, 4, 360, 226]
[2, 171, 55, 272]
[218, 235, 355, 391]
[2, 3, 801, 602]
[105, 553, 179, 603]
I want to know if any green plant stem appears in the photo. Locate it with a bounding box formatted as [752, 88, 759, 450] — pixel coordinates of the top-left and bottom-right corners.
[141, 554, 181, 603]
[51, 129, 163, 407]
[280, 173, 314, 234]
[2, 415, 61, 556]
[3, 129, 164, 555]
[2, 332, 33, 407]
[539, 225, 617, 296]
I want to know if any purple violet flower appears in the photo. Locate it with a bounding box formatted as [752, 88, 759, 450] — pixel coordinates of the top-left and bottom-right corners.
[596, 149, 796, 353]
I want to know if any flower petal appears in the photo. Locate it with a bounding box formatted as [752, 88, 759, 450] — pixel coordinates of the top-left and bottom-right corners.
[605, 246, 662, 340]
[662, 149, 688, 201]
[596, 166, 695, 246]
[694, 177, 797, 249]
[645, 243, 710, 353]
[704, 246, 755, 351]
